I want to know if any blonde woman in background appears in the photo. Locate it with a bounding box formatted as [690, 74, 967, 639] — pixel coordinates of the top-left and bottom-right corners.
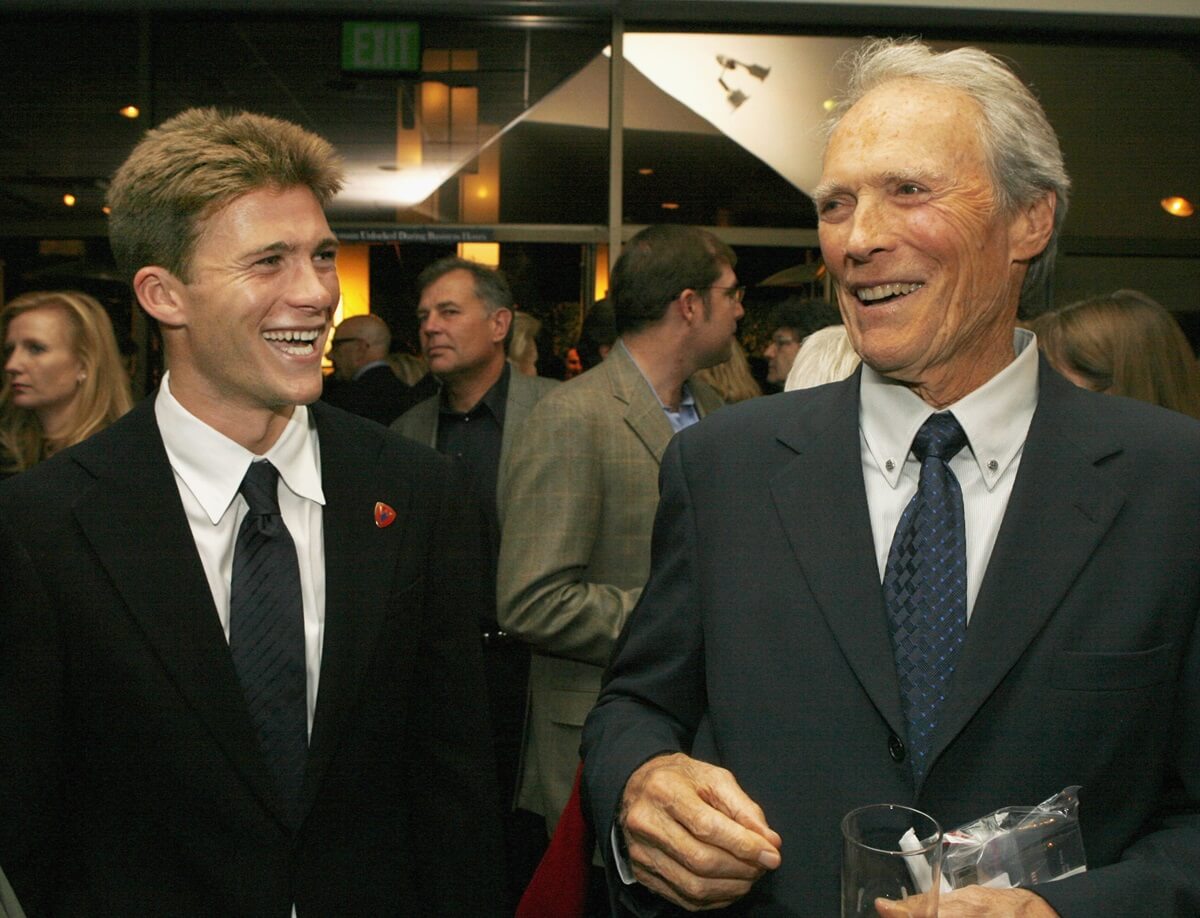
[385, 350, 428, 386]
[784, 324, 861, 391]
[510, 310, 542, 377]
[1, 290, 132, 477]
[1031, 289, 1200, 419]
[693, 338, 761, 403]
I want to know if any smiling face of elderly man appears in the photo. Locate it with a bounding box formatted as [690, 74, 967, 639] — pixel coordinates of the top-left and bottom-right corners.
[814, 77, 1054, 408]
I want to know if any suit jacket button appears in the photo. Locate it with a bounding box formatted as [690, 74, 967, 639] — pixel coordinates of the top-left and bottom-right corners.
[888, 734, 906, 763]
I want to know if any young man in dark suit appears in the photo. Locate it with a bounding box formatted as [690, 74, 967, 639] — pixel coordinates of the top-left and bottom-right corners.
[0, 107, 504, 916]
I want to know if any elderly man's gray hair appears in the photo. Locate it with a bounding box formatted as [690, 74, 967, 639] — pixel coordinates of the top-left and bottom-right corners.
[825, 37, 1070, 297]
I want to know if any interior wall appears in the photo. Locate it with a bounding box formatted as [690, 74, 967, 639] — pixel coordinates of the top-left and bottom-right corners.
[1054, 255, 1200, 314]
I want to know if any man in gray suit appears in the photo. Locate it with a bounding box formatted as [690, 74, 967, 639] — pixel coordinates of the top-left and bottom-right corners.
[497, 224, 741, 846]
[392, 255, 556, 905]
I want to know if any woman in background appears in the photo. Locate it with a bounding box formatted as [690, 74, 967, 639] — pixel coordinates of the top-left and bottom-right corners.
[694, 338, 761, 403]
[510, 311, 543, 377]
[1, 290, 132, 477]
[785, 324, 861, 391]
[1032, 288, 1200, 419]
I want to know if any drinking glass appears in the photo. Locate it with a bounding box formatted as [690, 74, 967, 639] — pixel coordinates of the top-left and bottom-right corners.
[841, 803, 942, 917]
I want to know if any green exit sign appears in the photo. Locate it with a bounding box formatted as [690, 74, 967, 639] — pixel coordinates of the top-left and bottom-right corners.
[342, 21, 421, 73]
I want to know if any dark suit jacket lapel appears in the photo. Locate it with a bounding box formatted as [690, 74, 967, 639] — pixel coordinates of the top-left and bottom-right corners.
[301, 403, 413, 817]
[930, 361, 1126, 767]
[769, 374, 907, 737]
[67, 398, 284, 821]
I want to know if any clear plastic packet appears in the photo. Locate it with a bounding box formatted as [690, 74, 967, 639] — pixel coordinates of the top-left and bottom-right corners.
[938, 786, 1087, 890]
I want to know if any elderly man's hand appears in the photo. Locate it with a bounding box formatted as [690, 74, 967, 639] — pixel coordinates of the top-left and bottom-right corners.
[874, 885, 1059, 917]
[620, 752, 782, 911]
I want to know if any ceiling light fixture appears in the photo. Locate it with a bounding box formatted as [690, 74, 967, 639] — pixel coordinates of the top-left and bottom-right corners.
[661, 202, 680, 210]
[1161, 196, 1194, 218]
[716, 55, 771, 111]
[119, 105, 140, 119]
[637, 167, 654, 176]
[62, 193, 77, 207]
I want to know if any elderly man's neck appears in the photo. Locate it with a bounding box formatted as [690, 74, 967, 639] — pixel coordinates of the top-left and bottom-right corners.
[901, 347, 1018, 409]
[440, 351, 507, 413]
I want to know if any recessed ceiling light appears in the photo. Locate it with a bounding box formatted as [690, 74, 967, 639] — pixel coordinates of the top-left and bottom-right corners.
[119, 105, 140, 119]
[637, 168, 654, 176]
[63, 193, 77, 207]
[1161, 196, 1194, 218]
[661, 202, 680, 210]
[102, 206, 112, 216]
[822, 99, 837, 113]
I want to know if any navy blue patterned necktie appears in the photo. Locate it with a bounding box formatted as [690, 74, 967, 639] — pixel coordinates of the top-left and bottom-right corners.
[883, 412, 969, 784]
[230, 459, 308, 826]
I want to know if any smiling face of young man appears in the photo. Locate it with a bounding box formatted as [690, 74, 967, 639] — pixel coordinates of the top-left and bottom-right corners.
[814, 78, 1053, 407]
[135, 184, 339, 450]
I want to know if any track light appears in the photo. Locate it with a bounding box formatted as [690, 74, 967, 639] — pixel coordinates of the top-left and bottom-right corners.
[716, 55, 770, 110]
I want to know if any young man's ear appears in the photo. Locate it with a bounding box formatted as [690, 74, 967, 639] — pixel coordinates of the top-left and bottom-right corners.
[676, 288, 704, 325]
[133, 265, 187, 328]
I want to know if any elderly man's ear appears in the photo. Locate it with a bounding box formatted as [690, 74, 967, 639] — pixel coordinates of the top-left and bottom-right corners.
[1009, 191, 1056, 264]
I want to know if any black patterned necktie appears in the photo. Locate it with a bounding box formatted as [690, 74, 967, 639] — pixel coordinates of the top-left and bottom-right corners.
[230, 459, 307, 825]
[883, 412, 969, 784]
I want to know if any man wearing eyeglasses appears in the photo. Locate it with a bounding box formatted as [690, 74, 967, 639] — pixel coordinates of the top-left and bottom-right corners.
[763, 297, 842, 388]
[497, 225, 739, 887]
[321, 313, 413, 425]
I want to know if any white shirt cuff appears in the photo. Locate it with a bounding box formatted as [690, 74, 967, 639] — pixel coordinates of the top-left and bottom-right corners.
[611, 824, 637, 885]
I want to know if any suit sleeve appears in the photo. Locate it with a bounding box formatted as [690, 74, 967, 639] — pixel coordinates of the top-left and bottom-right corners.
[496, 395, 641, 669]
[406, 459, 507, 915]
[0, 508, 65, 915]
[580, 435, 709, 911]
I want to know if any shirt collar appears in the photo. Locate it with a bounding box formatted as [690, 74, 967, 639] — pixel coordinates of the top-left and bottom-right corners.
[437, 361, 511, 425]
[860, 327, 1039, 491]
[618, 338, 697, 413]
[154, 371, 325, 524]
[352, 359, 390, 381]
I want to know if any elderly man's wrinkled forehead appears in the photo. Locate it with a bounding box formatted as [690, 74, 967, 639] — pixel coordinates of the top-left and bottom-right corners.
[815, 78, 996, 210]
[826, 78, 985, 158]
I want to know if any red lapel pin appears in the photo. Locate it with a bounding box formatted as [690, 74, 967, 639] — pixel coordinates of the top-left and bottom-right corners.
[374, 501, 397, 529]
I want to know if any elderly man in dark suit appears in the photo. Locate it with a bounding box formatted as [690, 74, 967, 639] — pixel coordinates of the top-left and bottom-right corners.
[0, 107, 504, 916]
[582, 38, 1200, 917]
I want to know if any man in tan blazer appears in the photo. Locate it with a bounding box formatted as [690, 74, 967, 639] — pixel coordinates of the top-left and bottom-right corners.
[497, 225, 743, 840]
